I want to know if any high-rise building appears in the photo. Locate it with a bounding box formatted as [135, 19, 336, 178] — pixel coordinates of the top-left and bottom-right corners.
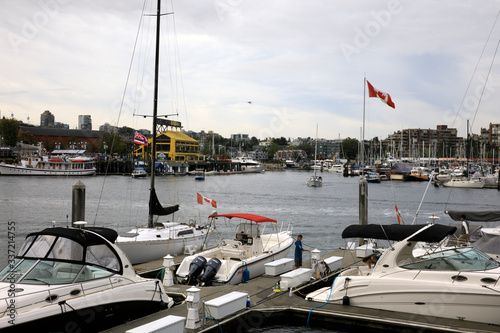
[40, 110, 55, 127]
[78, 115, 92, 130]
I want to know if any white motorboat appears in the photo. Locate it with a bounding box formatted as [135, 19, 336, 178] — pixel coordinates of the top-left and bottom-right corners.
[232, 155, 266, 173]
[0, 147, 95, 176]
[442, 178, 485, 188]
[306, 223, 500, 325]
[131, 167, 147, 178]
[0, 224, 173, 332]
[176, 213, 293, 285]
[114, 0, 211, 264]
[328, 164, 344, 173]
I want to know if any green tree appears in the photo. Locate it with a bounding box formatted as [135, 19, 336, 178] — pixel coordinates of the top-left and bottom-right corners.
[0, 118, 19, 146]
[268, 142, 280, 160]
[19, 131, 38, 145]
[342, 137, 359, 161]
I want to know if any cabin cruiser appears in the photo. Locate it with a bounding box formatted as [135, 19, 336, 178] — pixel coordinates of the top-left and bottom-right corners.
[232, 156, 266, 173]
[176, 213, 293, 285]
[306, 223, 500, 325]
[0, 223, 173, 332]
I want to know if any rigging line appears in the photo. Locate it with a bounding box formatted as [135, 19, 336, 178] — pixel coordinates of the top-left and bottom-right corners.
[411, 173, 434, 225]
[170, 0, 188, 128]
[92, 0, 149, 226]
[451, 8, 500, 129]
[471, 39, 500, 129]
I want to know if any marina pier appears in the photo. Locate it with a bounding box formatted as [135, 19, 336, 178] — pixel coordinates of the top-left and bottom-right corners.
[103, 250, 500, 333]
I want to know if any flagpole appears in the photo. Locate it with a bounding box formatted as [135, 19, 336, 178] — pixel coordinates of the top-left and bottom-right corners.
[362, 75, 366, 173]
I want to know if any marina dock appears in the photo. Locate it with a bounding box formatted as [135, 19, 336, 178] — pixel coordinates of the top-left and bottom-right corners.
[103, 249, 500, 333]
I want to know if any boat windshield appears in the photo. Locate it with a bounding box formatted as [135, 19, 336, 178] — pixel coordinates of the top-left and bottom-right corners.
[0, 231, 120, 285]
[235, 223, 260, 237]
[401, 247, 499, 271]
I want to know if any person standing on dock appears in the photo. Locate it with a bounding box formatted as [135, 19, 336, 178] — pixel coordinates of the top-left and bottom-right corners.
[294, 234, 310, 269]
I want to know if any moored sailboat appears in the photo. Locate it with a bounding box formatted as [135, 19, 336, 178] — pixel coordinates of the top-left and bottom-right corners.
[114, 0, 211, 264]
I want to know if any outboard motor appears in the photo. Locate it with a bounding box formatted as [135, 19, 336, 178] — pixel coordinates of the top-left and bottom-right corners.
[200, 258, 221, 286]
[185, 256, 206, 284]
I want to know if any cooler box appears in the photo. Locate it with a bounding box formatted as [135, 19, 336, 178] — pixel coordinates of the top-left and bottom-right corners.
[265, 258, 294, 276]
[205, 291, 248, 319]
[126, 315, 185, 333]
[280, 268, 311, 290]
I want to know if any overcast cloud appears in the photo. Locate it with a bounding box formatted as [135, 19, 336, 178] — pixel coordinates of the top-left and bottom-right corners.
[2, 0, 500, 141]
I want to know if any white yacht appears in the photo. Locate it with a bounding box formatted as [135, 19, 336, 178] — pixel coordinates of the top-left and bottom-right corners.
[306, 223, 500, 325]
[232, 155, 266, 173]
[0, 224, 173, 332]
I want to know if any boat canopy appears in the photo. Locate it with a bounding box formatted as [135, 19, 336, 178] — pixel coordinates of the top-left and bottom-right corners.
[209, 213, 277, 223]
[18, 227, 122, 274]
[341, 224, 456, 242]
[390, 162, 413, 173]
[445, 210, 500, 222]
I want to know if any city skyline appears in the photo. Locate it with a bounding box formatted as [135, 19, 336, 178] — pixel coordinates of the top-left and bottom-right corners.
[2, 1, 500, 141]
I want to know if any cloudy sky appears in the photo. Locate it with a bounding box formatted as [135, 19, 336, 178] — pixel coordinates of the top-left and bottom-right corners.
[2, 0, 500, 141]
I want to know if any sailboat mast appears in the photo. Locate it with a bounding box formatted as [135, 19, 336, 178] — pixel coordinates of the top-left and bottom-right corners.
[148, 0, 162, 227]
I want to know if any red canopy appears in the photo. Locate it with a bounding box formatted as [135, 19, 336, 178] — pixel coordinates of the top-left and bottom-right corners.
[209, 213, 277, 223]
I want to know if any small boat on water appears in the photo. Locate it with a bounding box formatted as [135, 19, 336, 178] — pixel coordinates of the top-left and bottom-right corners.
[194, 169, 205, 180]
[365, 171, 381, 183]
[0, 223, 173, 332]
[305, 223, 500, 325]
[131, 167, 147, 178]
[404, 166, 429, 181]
[176, 213, 293, 286]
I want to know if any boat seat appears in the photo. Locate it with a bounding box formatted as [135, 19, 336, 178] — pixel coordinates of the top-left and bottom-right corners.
[221, 248, 246, 260]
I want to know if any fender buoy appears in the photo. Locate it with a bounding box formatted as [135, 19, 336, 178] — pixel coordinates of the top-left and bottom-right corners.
[342, 295, 350, 306]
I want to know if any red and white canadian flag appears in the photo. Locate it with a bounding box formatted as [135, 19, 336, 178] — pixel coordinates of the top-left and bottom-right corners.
[197, 193, 217, 208]
[366, 80, 395, 109]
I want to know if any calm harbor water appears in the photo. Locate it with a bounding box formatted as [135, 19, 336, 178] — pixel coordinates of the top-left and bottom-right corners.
[1, 170, 500, 269]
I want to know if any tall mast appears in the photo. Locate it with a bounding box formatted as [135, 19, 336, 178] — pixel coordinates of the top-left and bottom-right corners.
[148, 0, 162, 227]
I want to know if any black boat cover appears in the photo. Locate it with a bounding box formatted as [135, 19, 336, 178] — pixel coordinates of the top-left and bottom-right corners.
[445, 210, 500, 222]
[29, 227, 118, 246]
[341, 224, 457, 242]
[149, 188, 180, 216]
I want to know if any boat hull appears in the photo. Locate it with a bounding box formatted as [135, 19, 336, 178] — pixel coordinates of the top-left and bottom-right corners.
[1, 299, 168, 333]
[442, 179, 484, 188]
[116, 227, 209, 264]
[309, 275, 500, 325]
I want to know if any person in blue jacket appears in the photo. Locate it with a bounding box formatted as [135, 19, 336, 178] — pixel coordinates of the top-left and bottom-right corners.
[294, 234, 310, 269]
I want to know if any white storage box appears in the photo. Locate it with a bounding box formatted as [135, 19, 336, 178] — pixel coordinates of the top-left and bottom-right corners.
[280, 268, 311, 290]
[265, 258, 294, 276]
[205, 291, 248, 319]
[356, 243, 375, 258]
[126, 315, 185, 333]
[323, 256, 343, 271]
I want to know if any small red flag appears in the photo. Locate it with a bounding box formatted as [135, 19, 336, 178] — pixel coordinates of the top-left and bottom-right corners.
[197, 193, 217, 208]
[395, 205, 405, 224]
[367, 80, 395, 109]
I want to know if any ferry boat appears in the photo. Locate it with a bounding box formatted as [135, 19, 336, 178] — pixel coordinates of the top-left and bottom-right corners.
[0, 150, 96, 176]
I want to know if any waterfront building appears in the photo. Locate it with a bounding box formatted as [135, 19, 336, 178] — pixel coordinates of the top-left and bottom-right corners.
[135, 129, 205, 162]
[382, 125, 461, 158]
[274, 149, 307, 161]
[78, 115, 92, 130]
[40, 110, 55, 127]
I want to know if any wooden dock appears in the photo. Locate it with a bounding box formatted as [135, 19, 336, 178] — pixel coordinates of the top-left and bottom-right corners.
[103, 249, 500, 333]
